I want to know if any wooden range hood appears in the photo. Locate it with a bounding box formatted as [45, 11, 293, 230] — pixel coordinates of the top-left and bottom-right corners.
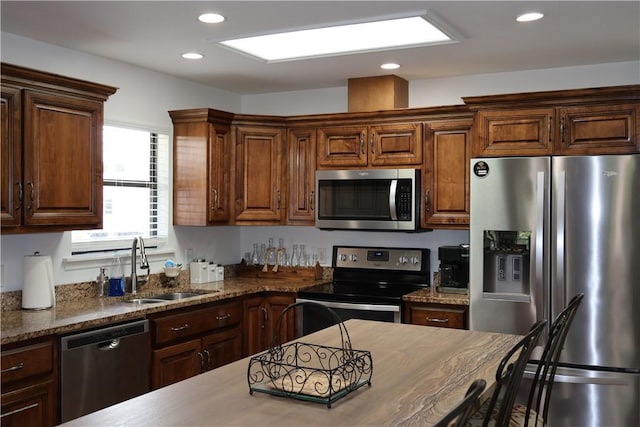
[347, 74, 408, 112]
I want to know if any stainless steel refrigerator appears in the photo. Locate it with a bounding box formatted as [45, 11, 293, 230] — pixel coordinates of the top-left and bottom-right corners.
[469, 154, 640, 427]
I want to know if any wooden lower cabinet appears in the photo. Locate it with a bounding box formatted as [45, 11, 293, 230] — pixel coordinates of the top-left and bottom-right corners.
[150, 301, 242, 389]
[0, 337, 57, 427]
[243, 293, 296, 357]
[404, 302, 468, 330]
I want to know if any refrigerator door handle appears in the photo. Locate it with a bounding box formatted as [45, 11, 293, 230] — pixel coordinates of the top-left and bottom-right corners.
[535, 171, 546, 323]
[524, 369, 630, 385]
[555, 170, 566, 311]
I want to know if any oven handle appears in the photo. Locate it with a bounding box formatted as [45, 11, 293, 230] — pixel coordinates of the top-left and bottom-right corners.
[295, 298, 400, 313]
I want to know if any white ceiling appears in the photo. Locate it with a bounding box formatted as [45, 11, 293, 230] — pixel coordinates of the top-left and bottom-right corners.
[1, 1, 639, 95]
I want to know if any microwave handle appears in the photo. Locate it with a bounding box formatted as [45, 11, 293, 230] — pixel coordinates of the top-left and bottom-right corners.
[389, 179, 398, 220]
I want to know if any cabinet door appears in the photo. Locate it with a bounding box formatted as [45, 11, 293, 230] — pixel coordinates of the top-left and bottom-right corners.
[151, 339, 201, 389]
[243, 296, 267, 357]
[0, 380, 56, 427]
[233, 126, 284, 223]
[317, 125, 368, 168]
[23, 90, 103, 227]
[369, 122, 422, 166]
[208, 124, 231, 222]
[423, 120, 472, 229]
[473, 108, 554, 157]
[1, 85, 21, 228]
[265, 294, 296, 347]
[287, 128, 316, 225]
[556, 103, 640, 154]
[202, 326, 242, 371]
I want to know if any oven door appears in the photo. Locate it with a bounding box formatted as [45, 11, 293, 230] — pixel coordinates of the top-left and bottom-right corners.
[296, 298, 400, 337]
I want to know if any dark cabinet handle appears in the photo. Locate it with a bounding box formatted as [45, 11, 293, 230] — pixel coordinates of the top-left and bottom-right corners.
[216, 313, 231, 321]
[0, 402, 39, 418]
[211, 188, 219, 210]
[309, 191, 314, 211]
[15, 182, 23, 211]
[197, 351, 205, 372]
[26, 182, 34, 211]
[203, 349, 211, 370]
[425, 190, 430, 213]
[426, 317, 449, 323]
[0, 362, 24, 373]
[170, 324, 190, 332]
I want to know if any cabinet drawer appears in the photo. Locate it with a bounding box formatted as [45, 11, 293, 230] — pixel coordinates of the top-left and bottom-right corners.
[153, 302, 241, 346]
[1, 340, 54, 386]
[409, 306, 466, 329]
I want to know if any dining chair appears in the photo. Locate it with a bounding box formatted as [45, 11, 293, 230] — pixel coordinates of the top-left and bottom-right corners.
[511, 293, 585, 427]
[467, 320, 547, 427]
[434, 379, 487, 427]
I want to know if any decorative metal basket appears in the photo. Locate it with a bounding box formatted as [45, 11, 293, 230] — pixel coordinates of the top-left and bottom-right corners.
[247, 302, 373, 408]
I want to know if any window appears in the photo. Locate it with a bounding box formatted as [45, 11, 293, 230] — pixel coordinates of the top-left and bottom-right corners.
[72, 125, 169, 253]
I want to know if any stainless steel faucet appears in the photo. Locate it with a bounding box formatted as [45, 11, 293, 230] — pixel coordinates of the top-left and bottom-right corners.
[130, 237, 150, 294]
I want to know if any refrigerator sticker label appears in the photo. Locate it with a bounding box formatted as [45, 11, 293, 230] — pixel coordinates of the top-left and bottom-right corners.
[473, 161, 490, 177]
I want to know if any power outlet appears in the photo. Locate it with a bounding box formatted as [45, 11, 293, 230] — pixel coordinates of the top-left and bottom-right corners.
[317, 248, 328, 264]
[0, 264, 4, 290]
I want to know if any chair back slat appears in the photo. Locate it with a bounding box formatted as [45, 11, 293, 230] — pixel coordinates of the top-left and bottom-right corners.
[434, 379, 487, 427]
[483, 320, 546, 427]
[526, 293, 585, 426]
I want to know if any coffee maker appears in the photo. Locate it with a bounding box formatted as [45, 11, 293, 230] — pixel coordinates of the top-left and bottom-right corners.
[437, 244, 470, 294]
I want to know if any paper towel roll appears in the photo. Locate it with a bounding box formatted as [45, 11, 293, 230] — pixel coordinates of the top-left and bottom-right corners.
[22, 254, 55, 310]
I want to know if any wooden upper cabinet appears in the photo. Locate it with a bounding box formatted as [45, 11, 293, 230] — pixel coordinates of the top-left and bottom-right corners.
[317, 122, 422, 168]
[23, 90, 104, 227]
[169, 109, 232, 226]
[1, 85, 21, 227]
[317, 125, 368, 167]
[466, 85, 640, 157]
[556, 103, 640, 154]
[369, 122, 422, 166]
[287, 127, 316, 225]
[233, 125, 285, 224]
[423, 119, 472, 229]
[1, 63, 117, 233]
[473, 108, 555, 157]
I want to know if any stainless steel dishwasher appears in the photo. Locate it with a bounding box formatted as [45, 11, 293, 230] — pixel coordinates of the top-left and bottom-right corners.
[60, 319, 150, 422]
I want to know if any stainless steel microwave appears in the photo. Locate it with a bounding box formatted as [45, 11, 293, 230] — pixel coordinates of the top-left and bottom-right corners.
[315, 168, 420, 231]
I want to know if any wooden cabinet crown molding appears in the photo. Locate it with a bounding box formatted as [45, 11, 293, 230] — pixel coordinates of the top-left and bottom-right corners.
[463, 84, 640, 110]
[1, 63, 117, 101]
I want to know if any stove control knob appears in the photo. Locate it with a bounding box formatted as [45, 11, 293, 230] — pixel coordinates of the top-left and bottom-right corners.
[339, 254, 347, 262]
[410, 256, 420, 265]
[349, 254, 358, 262]
[398, 255, 408, 264]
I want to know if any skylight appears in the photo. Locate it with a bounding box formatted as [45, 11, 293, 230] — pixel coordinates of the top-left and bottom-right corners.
[219, 16, 455, 62]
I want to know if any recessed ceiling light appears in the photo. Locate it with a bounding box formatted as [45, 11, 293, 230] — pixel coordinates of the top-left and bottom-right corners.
[198, 13, 225, 24]
[381, 63, 400, 70]
[219, 15, 456, 62]
[182, 52, 204, 60]
[516, 12, 544, 22]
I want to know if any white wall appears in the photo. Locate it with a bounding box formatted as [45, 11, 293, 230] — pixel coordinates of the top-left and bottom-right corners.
[1, 31, 638, 292]
[241, 61, 640, 115]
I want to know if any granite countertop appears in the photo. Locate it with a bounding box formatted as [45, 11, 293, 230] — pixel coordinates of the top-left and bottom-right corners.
[403, 288, 470, 305]
[0, 277, 325, 345]
[2, 272, 470, 345]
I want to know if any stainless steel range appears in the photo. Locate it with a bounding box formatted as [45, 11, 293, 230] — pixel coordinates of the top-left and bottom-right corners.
[296, 245, 430, 335]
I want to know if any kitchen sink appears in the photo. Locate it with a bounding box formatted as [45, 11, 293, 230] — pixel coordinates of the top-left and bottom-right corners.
[151, 292, 205, 300]
[123, 290, 218, 305]
[125, 298, 168, 305]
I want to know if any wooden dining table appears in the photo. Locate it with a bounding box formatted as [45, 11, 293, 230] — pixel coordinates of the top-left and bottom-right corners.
[61, 320, 522, 426]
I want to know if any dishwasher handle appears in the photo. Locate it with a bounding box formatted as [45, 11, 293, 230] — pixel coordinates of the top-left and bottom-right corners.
[61, 319, 148, 351]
